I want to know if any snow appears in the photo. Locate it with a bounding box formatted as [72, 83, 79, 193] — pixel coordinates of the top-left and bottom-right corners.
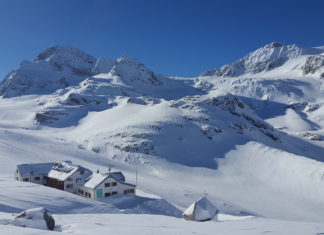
[0, 42, 324, 234]
[10, 207, 52, 231]
[84, 172, 128, 189]
[201, 43, 304, 77]
[2, 212, 324, 235]
[84, 173, 107, 189]
[267, 108, 318, 132]
[48, 161, 83, 181]
[16, 162, 54, 176]
[183, 196, 219, 221]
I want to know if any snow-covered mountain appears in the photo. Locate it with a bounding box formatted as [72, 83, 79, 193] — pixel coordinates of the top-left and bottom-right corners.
[201, 42, 324, 78]
[1, 43, 324, 233]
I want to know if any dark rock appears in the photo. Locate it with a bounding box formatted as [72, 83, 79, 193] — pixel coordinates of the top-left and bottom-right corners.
[302, 55, 324, 75]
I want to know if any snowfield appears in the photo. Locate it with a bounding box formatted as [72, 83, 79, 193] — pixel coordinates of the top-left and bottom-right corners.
[1, 212, 324, 235]
[0, 42, 324, 234]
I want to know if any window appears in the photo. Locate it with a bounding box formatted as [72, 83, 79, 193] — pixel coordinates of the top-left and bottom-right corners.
[80, 170, 84, 175]
[78, 189, 84, 195]
[112, 191, 117, 195]
[84, 192, 92, 198]
[124, 189, 135, 194]
[111, 182, 117, 186]
[16, 177, 18, 180]
[34, 177, 40, 180]
[66, 184, 73, 189]
[23, 178, 29, 182]
[104, 183, 110, 187]
[105, 192, 111, 197]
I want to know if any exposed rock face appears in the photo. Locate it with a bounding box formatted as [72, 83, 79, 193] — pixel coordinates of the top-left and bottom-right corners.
[14, 207, 55, 231]
[201, 42, 303, 77]
[302, 55, 324, 75]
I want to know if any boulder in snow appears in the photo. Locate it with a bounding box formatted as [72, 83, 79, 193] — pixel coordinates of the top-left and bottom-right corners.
[13, 207, 55, 231]
[182, 197, 219, 222]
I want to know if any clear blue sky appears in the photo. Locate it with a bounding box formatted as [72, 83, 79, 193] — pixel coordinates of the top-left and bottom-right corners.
[0, 0, 323, 79]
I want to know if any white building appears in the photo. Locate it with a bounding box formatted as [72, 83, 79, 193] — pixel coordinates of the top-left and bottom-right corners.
[47, 161, 92, 193]
[15, 162, 55, 185]
[78, 172, 136, 200]
[15, 161, 135, 201]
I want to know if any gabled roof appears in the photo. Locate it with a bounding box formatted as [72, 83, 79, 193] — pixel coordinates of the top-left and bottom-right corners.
[109, 172, 125, 182]
[84, 173, 107, 189]
[84, 172, 135, 189]
[17, 162, 55, 177]
[48, 161, 91, 181]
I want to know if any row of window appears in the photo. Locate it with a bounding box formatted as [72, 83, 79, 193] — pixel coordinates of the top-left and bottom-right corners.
[104, 182, 118, 187]
[104, 191, 117, 197]
[66, 184, 73, 189]
[124, 189, 135, 194]
[22, 177, 41, 182]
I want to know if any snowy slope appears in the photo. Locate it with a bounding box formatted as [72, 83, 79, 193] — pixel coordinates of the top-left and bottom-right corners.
[197, 43, 324, 140]
[0, 43, 324, 233]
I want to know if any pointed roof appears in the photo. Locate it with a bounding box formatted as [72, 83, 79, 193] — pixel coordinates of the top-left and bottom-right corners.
[84, 172, 134, 189]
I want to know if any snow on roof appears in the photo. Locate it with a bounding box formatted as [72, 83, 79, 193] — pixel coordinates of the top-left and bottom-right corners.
[17, 162, 55, 176]
[48, 161, 89, 181]
[84, 173, 107, 189]
[84, 172, 134, 189]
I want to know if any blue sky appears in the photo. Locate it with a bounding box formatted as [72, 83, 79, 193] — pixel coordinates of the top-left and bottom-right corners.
[0, 0, 323, 79]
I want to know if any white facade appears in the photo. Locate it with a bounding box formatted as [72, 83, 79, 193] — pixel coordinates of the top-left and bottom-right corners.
[64, 169, 91, 193]
[15, 163, 54, 185]
[78, 173, 136, 200]
[15, 162, 135, 202]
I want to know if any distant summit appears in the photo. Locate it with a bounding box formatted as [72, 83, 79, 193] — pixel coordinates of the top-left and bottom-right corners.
[201, 42, 308, 77]
[0, 46, 162, 98]
[1, 43, 323, 98]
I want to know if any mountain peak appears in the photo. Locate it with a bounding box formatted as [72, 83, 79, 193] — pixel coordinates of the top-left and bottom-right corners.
[35, 45, 95, 63]
[201, 42, 303, 77]
[266, 42, 285, 48]
[109, 54, 163, 87]
[117, 54, 142, 65]
[34, 45, 97, 76]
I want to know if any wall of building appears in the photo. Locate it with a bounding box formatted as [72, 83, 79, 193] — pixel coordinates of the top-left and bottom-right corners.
[76, 185, 95, 200]
[93, 177, 135, 200]
[47, 177, 64, 190]
[15, 168, 48, 185]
